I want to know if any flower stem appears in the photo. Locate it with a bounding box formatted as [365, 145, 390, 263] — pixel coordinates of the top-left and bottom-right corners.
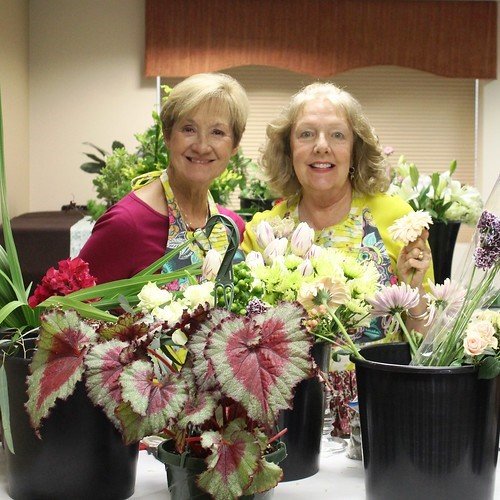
[147, 347, 176, 373]
[326, 307, 364, 360]
[394, 312, 417, 357]
[268, 427, 288, 444]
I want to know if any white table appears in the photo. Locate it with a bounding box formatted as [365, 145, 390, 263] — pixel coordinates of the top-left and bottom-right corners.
[0, 449, 498, 499]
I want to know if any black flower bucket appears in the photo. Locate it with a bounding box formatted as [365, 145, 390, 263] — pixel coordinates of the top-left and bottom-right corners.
[353, 343, 500, 500]
[278, 341, 331, 481]
[3, 350, 139, 500]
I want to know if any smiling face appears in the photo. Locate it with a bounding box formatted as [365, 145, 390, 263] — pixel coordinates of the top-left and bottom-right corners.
[166, 101, 238, 190]
[290, 97, 354, 201]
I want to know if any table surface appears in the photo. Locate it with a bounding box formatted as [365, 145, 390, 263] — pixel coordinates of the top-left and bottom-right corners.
[0, 448, 498, 499]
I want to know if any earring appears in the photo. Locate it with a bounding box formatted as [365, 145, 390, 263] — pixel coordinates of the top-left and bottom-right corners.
[349, 166, 355, 179]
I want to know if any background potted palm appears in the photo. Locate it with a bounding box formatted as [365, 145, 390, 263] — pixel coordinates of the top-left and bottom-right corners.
[343, 197, 499, 500]
[389, 156, 483, 284]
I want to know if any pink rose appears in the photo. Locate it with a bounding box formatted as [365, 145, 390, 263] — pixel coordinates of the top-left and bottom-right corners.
[463, 329, 489, 357]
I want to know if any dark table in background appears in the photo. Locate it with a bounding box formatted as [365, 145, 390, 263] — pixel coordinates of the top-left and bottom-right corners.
[0, 211, 86, 288]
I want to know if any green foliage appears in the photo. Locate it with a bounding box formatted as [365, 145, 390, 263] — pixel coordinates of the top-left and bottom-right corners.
[241, 178, 276, 200]
[85, 199, 107, 220]
[209, 148, 251, 205]
[83, 92, 170, 219]
[80, 141, 125, 174]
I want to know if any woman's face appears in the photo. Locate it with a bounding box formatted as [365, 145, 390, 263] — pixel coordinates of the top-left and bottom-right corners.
[290, 97, 354, 200]
[166, 102, 238, 189]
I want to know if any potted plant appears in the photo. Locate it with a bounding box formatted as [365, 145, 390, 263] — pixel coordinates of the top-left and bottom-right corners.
[340, 203, 499, 500]
[22, 262, 315, 498]
[0, 252, 201, 499]
[388, 155, 484, 283]
[236, 219, 381, 480]
[80, 110, 170, 220]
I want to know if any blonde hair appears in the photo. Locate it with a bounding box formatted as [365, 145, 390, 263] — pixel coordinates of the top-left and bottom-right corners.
[160, 73, 249, 147]
[262, 82, 390, 197]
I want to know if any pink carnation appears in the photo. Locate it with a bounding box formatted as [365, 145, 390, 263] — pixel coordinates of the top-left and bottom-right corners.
[28, 257, 96, 307]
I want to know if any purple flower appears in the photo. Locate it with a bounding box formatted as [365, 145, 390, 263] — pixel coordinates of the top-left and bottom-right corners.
[368, 283, 420, 317]
[474, 210, 500, 270]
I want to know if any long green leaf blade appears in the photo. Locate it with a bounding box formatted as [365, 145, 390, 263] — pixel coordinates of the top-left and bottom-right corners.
[37, 296, 118, 322]
[0, 92, 26, 308]
[0, 301, 26, 324]
[0, 364, 14, 453]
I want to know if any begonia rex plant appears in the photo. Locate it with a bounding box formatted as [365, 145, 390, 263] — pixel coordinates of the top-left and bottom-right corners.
[25, 277, 314, 498]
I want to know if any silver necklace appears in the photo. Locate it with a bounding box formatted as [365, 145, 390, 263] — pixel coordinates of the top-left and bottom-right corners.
[176, 199, 210, 231]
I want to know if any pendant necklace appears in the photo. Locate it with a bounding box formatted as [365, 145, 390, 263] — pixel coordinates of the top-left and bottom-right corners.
[176, 199, 210, 232]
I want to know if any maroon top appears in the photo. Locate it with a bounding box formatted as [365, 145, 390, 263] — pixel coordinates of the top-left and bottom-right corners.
[79, 192, 245, 284]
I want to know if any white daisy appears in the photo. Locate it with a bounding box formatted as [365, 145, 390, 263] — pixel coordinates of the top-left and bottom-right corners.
[388, 210, 433, 245]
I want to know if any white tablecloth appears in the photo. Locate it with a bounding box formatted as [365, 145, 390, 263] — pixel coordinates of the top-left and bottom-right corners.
[0, 448, 498, 499]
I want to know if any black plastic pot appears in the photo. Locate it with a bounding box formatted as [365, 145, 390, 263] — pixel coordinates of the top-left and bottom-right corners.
[3, 350, 139, 500]
[427, 220, 461, 284]
[278, 341, 331, 481]
[239, 196, 276, 213]
[156, 440, 287, 499]
[353, 343, 500, 500]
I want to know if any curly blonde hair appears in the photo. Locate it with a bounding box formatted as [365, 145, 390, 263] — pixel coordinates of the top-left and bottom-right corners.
[262, 82, 389, 197]
[160, 73, 249, 147]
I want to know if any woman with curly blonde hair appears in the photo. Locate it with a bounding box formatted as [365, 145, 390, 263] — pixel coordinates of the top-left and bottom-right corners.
[243, 82, 433, 338]
[242, 81, 434, 457]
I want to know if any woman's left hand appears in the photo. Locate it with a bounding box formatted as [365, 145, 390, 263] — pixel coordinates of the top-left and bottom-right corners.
[397, 229, 432, 289]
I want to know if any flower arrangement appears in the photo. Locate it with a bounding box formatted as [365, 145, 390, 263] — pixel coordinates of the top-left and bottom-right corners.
[231, 218, 381, 354]
[360, 194, 499, 378]
[25, 272, 314, 498]
[412, 204, 500, 377]
[388, 156, 483, 225]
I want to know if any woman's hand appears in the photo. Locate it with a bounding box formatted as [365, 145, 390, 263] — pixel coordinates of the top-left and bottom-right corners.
[397, 229, 432, 289]
[397, 229, 432, 334]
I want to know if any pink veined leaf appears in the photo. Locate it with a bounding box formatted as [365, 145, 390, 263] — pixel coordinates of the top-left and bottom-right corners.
[197, 419, 260, 499]
[85, 339, 131, 428]
[204, 302, 314, 425]
[189, 309, 229, 391]
[176, 389, 219, 429]
[26, 309, 97, 431]
[235, 426, 283, 496]
[174, 366, 219, 429]
[117, 359, 188, 443]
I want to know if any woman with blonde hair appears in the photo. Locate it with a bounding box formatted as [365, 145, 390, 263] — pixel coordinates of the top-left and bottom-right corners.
[242, 81, 434, 453]
[80, 72, 248, 283]
[243, 82, 433, 338]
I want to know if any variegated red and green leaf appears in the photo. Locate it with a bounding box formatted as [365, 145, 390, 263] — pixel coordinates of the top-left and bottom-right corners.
[26, 309, 97, 430]
[84, 339, 130, 427]
[176, 390, 218, 429]
[189, 309, 230, 391]
[243, 456, 283, 495]
[197, 419, 260, 499]
[97, 313, 149, 342]
[205, 302, 314, 426]
[116, 359, 188, 443]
